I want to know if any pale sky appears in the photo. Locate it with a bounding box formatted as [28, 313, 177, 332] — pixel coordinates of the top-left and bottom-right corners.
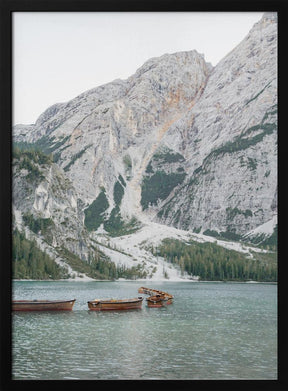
[13, 12, 264, 125]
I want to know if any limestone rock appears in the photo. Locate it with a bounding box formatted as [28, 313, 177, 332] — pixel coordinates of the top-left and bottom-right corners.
[13, 13, 277, 274]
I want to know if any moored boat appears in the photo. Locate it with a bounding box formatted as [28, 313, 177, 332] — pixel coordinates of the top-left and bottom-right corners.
[87, 297, 143, 311]
[163, 296, 173, 305]
[146, 295, 166, 308]
[12, 299, 76, 311]
[138, 287, 173, 304]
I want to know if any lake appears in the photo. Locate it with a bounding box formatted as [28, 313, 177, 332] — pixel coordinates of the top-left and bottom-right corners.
[12, 280, 277, 380]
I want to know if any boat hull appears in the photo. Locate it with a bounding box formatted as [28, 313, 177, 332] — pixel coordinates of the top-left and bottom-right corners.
[146, 296, 166, 308]
[138, 287, 174, 305]
[12, 299, 76, 311]
[88, 297, 143, 311]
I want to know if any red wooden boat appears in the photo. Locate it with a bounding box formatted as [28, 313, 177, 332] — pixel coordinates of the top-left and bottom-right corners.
[146, 295, 166, 308]
[87, 297, 143, 311]
[138, 287, 173, 304]
[12, 299, 76, 311]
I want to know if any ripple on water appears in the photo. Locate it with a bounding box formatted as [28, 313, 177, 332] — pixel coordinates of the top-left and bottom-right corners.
[12, 281, 277, 380]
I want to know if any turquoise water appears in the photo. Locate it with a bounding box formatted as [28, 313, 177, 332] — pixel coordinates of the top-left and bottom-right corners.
[12, 280, 277, 380]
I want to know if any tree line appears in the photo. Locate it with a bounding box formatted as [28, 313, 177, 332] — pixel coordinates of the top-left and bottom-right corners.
[12, 229, 69, 280]
[13, 229, 149, 280]
[13, 147, 53, 184]
[152, 239, 277, 282]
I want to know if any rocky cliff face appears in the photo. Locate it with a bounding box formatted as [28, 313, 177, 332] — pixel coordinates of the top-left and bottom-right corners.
[13, 13, 277, 278]
[12, 151, 90, 261]
[155, 12, 277, 237]
[14, 50, 211, 214]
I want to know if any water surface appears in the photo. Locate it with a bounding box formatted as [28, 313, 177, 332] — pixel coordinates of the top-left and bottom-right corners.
[12, 281, 277, 380]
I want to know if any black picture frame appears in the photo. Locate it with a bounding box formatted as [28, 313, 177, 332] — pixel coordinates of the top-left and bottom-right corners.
[1, 1, 287, 390]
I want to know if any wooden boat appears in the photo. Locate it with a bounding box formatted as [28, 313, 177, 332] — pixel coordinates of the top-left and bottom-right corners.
[87, 297, 143, 311]
[12, 299, 76, 311]
[146, 295, 166, 308]
[138, 287, 173, 304]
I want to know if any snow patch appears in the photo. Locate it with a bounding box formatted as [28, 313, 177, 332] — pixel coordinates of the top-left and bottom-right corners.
[245, 214, 277, 238]
[92, 220, 270, 281]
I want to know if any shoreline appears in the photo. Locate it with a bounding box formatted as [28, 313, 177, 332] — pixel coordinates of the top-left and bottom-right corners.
[12, 279, 277, 284]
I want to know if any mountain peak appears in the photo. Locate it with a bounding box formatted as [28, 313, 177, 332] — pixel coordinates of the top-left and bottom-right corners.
[262, 12, 277, 22]
[12, 13, 277, 281]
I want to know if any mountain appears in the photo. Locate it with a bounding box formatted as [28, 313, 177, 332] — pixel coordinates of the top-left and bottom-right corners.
[154, 12, 277, 237]
[12, 13, 277, 281]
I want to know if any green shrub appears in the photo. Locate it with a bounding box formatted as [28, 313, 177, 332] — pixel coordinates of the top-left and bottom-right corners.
[113, 180, 124, 205]
[141, 171, 186, 210]
[226, 207, 253, 221]
[245, 81, 272, 106]
[84, 189, 109, 231]
[23, 213, 54, 235]
[13, 149, 52, 183]
[64, 144, 92, 171]
[104, 208, 141, 237]
[58, 246, 116, 280]
[153, 150, 185, 163]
